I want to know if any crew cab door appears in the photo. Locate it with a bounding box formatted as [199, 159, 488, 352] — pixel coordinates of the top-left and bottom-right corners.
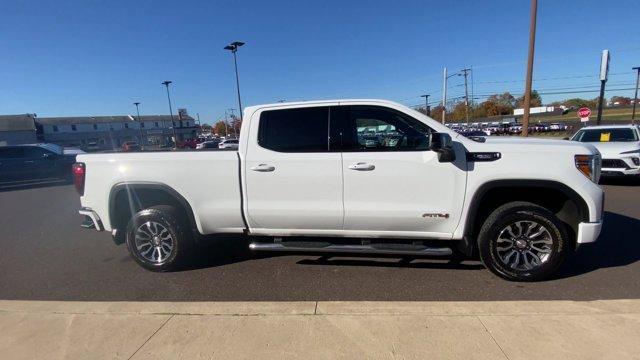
[334, 105, 467, 238]
[244, 106, 344, 234]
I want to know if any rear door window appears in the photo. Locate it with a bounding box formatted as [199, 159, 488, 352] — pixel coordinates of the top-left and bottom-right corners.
[258, 107, 329, 152]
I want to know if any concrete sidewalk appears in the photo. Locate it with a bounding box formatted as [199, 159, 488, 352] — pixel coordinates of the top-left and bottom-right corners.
[1, 299, 639, 360]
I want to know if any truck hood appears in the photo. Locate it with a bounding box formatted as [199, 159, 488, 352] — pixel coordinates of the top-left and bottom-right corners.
[579, 141, 640, 158]
[469, 136, 599, 155]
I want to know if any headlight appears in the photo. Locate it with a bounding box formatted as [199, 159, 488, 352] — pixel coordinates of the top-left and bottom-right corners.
[575, 154, 601, 183]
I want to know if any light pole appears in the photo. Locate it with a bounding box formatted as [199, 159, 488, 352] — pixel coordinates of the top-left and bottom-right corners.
[521, 0, 537, 137]
[162, 80, 177, 148]
[133, 102, 144, 149]
[420, 94, 430, 116]
[224, 41, 245, 123]
[632, 67, 640, 124]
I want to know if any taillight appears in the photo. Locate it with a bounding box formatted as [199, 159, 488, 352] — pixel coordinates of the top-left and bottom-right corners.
[72, 162, 85, 196]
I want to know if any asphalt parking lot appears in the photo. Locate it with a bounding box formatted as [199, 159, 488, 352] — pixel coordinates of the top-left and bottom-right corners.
[1, 178, 639, 302]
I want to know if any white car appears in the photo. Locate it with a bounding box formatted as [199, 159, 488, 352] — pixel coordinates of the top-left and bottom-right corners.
[218, 139, 239, 149]
[570, 125, 640, 178]
[74, 99, 603, 281]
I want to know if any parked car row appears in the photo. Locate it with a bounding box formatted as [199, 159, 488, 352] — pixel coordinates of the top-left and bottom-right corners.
[449, 122, 572, 136]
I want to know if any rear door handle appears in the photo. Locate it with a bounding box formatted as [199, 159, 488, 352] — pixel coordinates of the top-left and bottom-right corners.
[348, 162, 375, 171]
[24, 160, 35, 164]
[250, 164, 275, 172]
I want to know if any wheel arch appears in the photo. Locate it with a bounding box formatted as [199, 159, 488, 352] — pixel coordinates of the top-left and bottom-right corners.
[463, 180, 590, 248]
[108, 182, 199, 239]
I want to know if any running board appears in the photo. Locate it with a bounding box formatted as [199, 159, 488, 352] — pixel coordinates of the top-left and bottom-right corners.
[248, 241, 453, 256]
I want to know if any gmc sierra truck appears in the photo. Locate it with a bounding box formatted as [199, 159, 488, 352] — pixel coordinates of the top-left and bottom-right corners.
[74, 99, 604, 281]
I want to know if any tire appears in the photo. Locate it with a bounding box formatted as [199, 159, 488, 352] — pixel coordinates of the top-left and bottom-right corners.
[125, 205, 192, 271]
[477, 201, 568, 282]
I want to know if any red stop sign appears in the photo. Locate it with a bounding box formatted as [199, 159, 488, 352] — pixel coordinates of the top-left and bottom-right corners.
[578, 107, 591, 118]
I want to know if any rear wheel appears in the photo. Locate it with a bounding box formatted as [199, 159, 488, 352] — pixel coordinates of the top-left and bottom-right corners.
[478, 202, 568, 281]
[125, 205, 192, 271]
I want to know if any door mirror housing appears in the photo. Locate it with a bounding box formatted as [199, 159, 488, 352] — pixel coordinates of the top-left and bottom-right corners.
[429, 132, 456, 163]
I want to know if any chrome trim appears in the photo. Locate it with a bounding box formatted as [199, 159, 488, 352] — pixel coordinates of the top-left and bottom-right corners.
[79, 208, 104, 231]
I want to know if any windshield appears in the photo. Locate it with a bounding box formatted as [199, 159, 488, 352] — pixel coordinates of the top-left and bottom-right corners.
[572, 128, 638, 142]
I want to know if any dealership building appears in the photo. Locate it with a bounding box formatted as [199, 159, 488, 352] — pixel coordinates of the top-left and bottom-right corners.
[0, 114, 38, 145]
[36, 111, 198, 150]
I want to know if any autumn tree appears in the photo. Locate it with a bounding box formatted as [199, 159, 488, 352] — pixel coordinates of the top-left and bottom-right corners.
[610, 96, 631, 106]
[516, 90, 543, 108]
[213, 120, 228, 136]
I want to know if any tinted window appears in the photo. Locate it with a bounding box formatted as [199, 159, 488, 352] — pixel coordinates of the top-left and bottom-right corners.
[0, 148, 24, 159]
[573, 128, 638, 142]
[258, 107, 329, 152]
[332, 106, 432, 151]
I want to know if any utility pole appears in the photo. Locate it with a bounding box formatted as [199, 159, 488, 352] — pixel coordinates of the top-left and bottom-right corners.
[420, 94, 430, 116]
[521, 0, 537, 137]
[596, 50, 610, 125]
[442, 68, 447, 124]
[461, 68, 471, 125]
[133, 102, 144, 149]
[228, 108, 237, 138]
[631, 67, 639, 124]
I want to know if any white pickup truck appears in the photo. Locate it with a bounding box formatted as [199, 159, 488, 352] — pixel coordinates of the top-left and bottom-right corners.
[74, 99, 604, 281]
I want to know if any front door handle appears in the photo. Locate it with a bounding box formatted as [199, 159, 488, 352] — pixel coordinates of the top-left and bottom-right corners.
[24, 160, 35, 164]
[348, 162, 375, 171]
[250, 164, 275, 172]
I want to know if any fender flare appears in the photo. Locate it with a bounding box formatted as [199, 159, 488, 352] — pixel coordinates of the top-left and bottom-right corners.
[108, 181, 199, 234]
[463, 179, 590, 237]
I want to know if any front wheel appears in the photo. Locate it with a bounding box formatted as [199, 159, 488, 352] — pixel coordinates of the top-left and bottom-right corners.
[125, 205, 192, 271]
[478, 202, 569, 281]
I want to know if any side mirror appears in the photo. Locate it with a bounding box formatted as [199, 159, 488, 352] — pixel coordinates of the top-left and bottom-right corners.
[429, 132, 456, 163]
[563, 137, 570, 140]
[42, 153, 51, 159]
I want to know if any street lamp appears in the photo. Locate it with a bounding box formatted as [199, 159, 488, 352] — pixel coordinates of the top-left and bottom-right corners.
[224, 41, 245, 123]
[133, 102, 144, 149]
[161, 80, 177, 148]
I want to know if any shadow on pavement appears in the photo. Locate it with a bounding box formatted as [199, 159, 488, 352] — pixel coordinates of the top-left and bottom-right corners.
[185, 211, 639, 279]
[0, 177, 70, 192]
[296, 257, 485, 270]
[600, 177, 640, 186]
[555, 211, 640, 279]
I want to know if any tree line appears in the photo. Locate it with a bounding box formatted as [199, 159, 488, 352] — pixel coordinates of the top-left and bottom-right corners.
[419, 91, 630, 121]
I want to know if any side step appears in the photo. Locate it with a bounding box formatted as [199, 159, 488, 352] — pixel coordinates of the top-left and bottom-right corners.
[249, 240, 453, 256]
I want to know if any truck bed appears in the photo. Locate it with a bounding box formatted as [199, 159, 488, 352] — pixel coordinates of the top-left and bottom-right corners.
[77, 151, 245, 234]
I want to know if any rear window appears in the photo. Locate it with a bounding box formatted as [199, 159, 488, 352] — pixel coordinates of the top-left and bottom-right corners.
[572, 128, 638, 142]
[258, 107, 329, 152]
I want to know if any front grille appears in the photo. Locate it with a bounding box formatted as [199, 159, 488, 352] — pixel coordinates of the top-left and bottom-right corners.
[602, 159, 629, 169]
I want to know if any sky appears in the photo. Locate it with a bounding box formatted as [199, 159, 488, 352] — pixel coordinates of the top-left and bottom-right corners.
[1, 0, 639, 124]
